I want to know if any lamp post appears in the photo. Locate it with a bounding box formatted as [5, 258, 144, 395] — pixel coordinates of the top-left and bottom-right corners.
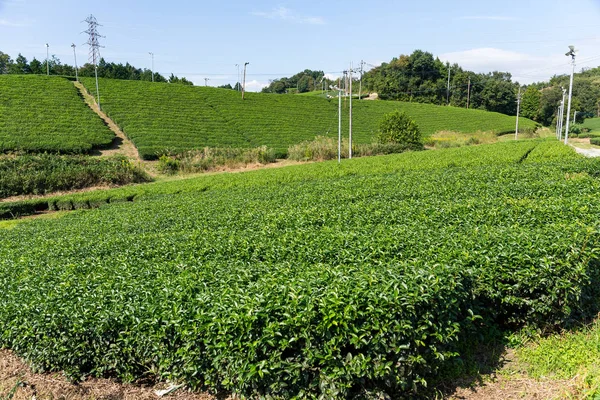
[148, 52, 154, 82]
[71, 43, 78, 81]
[45, 43, 49, 75]
[564, 46, 576, 145]
[242, 62, 249, 99]
[330, 85, 343, 163]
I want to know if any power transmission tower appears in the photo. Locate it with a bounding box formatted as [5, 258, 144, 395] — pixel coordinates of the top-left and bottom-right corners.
[515, 86, 522, 140]
[84, 14, 105, 110]
[235, 64, 240, 91]
[204, 78, 210, 86]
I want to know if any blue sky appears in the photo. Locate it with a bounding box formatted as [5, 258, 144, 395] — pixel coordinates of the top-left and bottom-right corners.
[1, 0, 600, 90]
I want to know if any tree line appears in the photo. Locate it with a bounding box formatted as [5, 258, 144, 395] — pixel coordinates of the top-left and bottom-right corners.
[0, 50, 193, 85]
[262, 49, 600, 126]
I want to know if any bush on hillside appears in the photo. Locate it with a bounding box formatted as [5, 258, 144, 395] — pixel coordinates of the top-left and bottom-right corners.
[156, 146, 276, 175]
[377, 111, 424, 150]
[0, 154, 150, 198]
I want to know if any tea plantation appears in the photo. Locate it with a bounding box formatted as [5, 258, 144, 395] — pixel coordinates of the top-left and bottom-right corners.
[80, 78, 538, 159]
[0, 75, 114, 153]
[1, 140, 598, 398]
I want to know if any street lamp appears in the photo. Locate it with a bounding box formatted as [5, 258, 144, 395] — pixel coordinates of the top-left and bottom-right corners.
[71, 43, 78, 81]
[148, 52, 154, 82]
[330, 85, 343, 163]
[564, 45, 576, 144]
[45, 43, 49, 76]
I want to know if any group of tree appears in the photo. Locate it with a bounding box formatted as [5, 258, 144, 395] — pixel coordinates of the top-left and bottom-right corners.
[260, 50, 600, 127]
[362, 50, 520, 116]
[0, 50, 193, 85]
[261, 69, 335, 94]
[521, 67, 600, 126]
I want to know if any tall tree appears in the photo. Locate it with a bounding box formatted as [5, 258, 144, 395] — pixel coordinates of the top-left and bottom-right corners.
[521, 86, 542, 121]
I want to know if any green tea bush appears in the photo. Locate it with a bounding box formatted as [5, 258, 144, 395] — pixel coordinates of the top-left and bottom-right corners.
[80, 78, 537, 160]
[0, 140, 598, 398]
[0, 75, 114, 153]
[0, 154, 150, 198]
[591, 138, 600, 146]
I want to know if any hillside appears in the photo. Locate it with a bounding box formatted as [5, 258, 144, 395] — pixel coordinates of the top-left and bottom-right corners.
[0, 75, 114, 153]
[81, 78, 537, 159]
[0, 140, 598, 399]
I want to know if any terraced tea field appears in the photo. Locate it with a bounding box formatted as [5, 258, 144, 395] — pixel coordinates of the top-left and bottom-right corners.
[80, 78, 538, 159]
[0, 75, 114, 153]
[0, 140, 597, 399]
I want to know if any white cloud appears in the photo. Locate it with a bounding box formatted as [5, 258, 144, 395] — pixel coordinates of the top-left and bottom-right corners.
[459, 16, 518, 21]
[251, 7, 325, 25]
[438, 47, 571, 84]
[243, 79, 269, 92]
[0, 18, 29, 27]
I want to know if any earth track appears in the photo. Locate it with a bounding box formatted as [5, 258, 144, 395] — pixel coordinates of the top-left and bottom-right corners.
[73, 81, 141, 162]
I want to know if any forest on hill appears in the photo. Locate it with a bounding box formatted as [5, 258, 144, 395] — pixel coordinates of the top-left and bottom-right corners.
[0, 50, 193, 85]
[262, 50, 600, 127]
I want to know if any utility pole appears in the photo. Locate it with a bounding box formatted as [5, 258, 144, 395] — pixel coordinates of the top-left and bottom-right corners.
[515, 86, 522, 140]
[349, 63, 353, 159]
[564, 46, 576, 145]
[446, 63, 451, 106]
[71, 43, 78, 81]
[84, 14, 105, 110]
[149, 52, 154, 82]
[242, 62, 249, 100]
[204, 78, 210, 87]
[330, 85, 343, 163]
[358, 60, 365, 100]
[467, 77, 471, 109]
[45, 43, 49, 76]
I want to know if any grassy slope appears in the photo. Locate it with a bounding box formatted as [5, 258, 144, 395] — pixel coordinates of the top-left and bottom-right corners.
[81, 78, 537, 159]
[583, 117, 600, 133]
[0, 75, 114, 153]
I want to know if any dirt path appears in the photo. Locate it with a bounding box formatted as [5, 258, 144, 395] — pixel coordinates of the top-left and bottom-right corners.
[571, 145, 600, 158]
[74, 81, 141, 161]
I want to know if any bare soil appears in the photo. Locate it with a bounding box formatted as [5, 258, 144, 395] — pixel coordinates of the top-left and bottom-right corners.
[0, 348, 578, 400]
[446, 350, 578, 400]
[0, 350, 219, 400]
[73, 81, 141, 162]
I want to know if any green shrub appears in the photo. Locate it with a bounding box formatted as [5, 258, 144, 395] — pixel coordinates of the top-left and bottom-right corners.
[157, 146, 276, 174]
[0, 154, 150, 199]
[377, 111, 423, 150]
[591, 138, 600, 146]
